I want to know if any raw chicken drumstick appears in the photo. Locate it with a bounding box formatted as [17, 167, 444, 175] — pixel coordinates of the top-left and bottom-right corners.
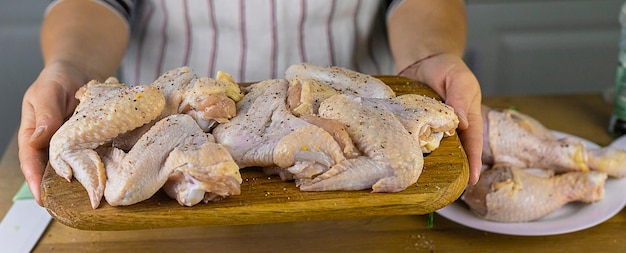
[482, 106, 626, 177]
[462, 164, 607, 222]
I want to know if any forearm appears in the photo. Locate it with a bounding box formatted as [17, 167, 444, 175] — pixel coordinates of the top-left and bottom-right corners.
[41, 0, 130, 85]
[387, 0, 467, 74]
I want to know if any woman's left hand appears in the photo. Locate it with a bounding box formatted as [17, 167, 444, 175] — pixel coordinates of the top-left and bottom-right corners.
[399, 53, 483, 185]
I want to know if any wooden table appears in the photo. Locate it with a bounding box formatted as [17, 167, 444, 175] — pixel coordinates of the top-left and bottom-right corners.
[1, 93, 625, 252]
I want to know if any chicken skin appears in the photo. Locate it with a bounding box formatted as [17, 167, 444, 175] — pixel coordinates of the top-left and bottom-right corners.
[49, 78, 166, 209]
[50, 63, 461, 208]
[285, 63, 396, 99]
[286, 79, 340, 116]
[103, 114, 241, 207]
[462, 164, 607, 222]
[381, 94, 459, 153]
[299, 94, 457, 192]
[299, 94, 422, 192]
[212, 79, 348, 180]
[483, 106, 626, 177]
[113, 67, 243, 151]
[215, 64, 458, 192]
[50, 67, 243, 209]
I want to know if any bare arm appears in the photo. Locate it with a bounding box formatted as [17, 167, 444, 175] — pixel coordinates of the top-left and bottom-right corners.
[41, 0, 129, 82]
[19, 0, 129, 204]
[387, 0, 467, 72]
[387, 0, 483, 185]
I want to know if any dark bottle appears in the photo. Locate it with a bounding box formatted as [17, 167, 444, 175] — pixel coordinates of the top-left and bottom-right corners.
[609, 3, 626, 138]
[609, 116, 626, 137]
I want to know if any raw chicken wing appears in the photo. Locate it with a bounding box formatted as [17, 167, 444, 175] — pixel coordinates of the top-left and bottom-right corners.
[381, 94, 459, 153]
[213, 79, 348, 180]
[285, 63, 396, 99]
[103, 114, 241, 206]
[113, 67, 242, 150]
[49, 78, 166, 209]
[299, 94, 425, 192]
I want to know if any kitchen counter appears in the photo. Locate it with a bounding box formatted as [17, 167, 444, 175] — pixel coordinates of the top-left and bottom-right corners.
[1, 93, 624, 252]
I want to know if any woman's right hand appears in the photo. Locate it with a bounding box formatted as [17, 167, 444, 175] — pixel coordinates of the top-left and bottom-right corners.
[18, 61, 87, 205]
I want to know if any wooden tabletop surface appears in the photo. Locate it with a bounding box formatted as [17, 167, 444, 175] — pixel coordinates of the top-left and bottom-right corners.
[1, 93, 625, 252]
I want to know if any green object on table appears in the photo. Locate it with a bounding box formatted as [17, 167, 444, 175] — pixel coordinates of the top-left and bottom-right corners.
[12, 182, 34, 202]
[427, 212, 434, 228]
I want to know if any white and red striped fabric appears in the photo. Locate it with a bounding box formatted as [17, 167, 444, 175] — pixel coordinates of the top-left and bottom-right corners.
[48, 0, 402, 85]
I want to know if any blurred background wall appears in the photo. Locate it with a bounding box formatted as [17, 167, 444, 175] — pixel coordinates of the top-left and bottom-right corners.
[0, 0, 623, 155]
[0, 1, 48, 156]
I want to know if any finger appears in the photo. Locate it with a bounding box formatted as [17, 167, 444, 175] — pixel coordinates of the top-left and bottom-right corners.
[448, 93, 483, 184]
[436, 63, 484, 184]
[461, 106, 483, 185]
[18, 143, 48, 206]
[18, 110, 46, 205]
[18, 84, 71, 204]
[29, 114, 65, 149]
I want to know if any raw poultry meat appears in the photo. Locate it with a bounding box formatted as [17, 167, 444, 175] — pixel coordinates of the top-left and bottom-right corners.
[49, 67, 244, 209]
[462, 164, 607, 222]
[299, 93, 458, 192]
[286, 79, 341, 116]
[103, 114, 241, 207]
[471, 105, 626, 222]
[214, 65, 458, 192]
[285, 63, 396, 99]
[384, 94, 459, 153]
[113, 67, 243, 151]
[298, 94, 425, 192]
[284, 63, 397, 117]
[49, 78, 166, 209]
[212, 79, 349, 180]
[49, 62, 461, 208]
[148, 66, 242, 129]
[482, 106, 626, 177]
[586, 147, 626, 178]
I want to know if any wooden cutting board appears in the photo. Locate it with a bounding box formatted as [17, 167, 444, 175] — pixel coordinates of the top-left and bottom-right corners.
[41, 76, 469, 231]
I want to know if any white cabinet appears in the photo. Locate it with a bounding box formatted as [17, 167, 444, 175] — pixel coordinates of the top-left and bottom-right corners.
[465, 0, 624, 96]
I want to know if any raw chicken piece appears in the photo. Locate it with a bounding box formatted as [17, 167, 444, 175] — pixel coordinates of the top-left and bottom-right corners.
[483, 106, 626, 177]
[180, 71, 244, 128]
[483, 107, 588, 173]
[213, 79, 348, 179]
[462, 164, 607, 222]
[162, 141, 242, 206]
[286, 79, 340, 116]
[284, 65, 455, 158]
[587, 147, 626, 178]
[298, 114, 361, 159]
[151, 67, 242, 128]
[299, 94, 425, 192]
[49, 78, 166, 209]
[103, 114, 241, 207]
[382, 94, 459, 153]
[113, 67, 243, 150]
[285, 63, 396, 99]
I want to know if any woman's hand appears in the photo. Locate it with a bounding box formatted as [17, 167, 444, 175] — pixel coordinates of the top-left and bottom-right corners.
[399, 53, 483, 185]
[18, 61, 86, 205]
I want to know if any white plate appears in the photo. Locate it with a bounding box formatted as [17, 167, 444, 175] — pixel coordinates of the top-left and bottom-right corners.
[436, 131, 626, 236]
